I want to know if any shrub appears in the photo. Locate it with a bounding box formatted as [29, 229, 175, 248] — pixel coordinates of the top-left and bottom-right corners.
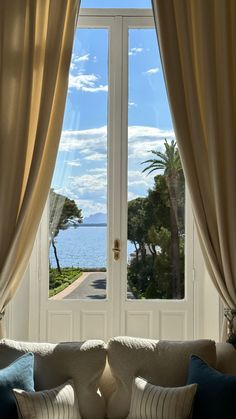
[49, 267, 82, 297]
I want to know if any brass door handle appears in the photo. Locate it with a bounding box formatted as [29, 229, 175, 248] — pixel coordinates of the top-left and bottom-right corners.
[112, 239, 121, 261]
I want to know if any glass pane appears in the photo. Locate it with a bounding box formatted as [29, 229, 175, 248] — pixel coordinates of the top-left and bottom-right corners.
[80, 0, 152, 8]
[127, 29, 185, 300]
[49, 28, 108, 300]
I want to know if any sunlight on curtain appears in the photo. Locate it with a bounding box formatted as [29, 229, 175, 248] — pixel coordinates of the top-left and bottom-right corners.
[0, 0, 79, 337]
[152, 0, 236, 339]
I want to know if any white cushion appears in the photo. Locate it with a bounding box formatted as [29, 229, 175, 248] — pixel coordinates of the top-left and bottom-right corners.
[0, 339, 106, 419]
[14, 379, 81, 419]
[127, 377, 197, 419]
[106, 337, 216, 419]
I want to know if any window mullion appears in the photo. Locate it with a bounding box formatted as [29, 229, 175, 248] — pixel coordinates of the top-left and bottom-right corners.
[107, 16, 124, 335]
[120, 17, 129, 305]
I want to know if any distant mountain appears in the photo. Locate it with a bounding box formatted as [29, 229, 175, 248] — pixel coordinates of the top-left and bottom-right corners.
[83, 213, 107, 225]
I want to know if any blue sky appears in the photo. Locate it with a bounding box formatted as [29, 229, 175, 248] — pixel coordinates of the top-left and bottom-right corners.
[52, 11, 174, 218]
[80, 0, 152, 8]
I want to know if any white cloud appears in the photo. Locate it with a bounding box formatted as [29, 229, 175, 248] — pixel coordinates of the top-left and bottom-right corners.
[59, 125, 175, 163]
[82, 85, 108, 93]
[69, 73, 108, 93]
[52, 185, 107, 217]
[69, 172, 107, 196]
[59, 126, 107, 153]
[53, 125, 176, 217]
[128, 102, 137, 108]
[128, 47, 143, 56]
[88, 167, 107, 173]
[74, 53, 90, 63]
[77, 199, 107, 217]
[66, 158, 81, 167]
[128, 179, 150, 187]
[70, 53, 90, 70]
[128, 125, 175, 159]
[144, 67, 160, 75]
[52, 186, 78, 201]
[85, 152, 107, 161]
[128, 170, 152, 188]
[128, 191, 139, 201]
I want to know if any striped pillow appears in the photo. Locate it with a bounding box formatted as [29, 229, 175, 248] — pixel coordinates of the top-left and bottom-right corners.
[127, 377, 197, 419]
[13, 379, 81, 419]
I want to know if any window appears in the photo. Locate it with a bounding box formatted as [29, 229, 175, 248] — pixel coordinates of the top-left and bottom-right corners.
[49, 11, 185, 302]
[127, 28, 185, 300]
[49, 27, 109, 299]
[28, 7, 195, 344]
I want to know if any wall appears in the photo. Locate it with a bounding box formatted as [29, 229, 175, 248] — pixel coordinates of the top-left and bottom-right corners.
[5, 267, 30, 341]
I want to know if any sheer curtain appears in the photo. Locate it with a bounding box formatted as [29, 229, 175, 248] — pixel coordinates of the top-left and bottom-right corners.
[0, 0, 79, 336]
[152, 0, 236, 335]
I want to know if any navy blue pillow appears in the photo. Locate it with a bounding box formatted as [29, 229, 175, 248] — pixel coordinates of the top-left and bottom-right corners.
[0, 352, 34, 419]
[187, 354, 236, 419]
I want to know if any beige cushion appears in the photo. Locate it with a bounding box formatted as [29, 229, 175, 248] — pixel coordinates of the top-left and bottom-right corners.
[106, 337, 216, 419]
[14, 379, 81, 419]
[0, 339, 106, 419]
[127, 377, 197, 419]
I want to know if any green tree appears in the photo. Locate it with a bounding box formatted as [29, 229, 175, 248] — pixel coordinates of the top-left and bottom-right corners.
[128, 197, 148, 263]
[127, 197, 156, 297]
[49, 189, 83, 274]
[142, 139, 184, 298]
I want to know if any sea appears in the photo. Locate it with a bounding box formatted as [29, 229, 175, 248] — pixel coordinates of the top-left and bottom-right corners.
[49, 225, 135, 269]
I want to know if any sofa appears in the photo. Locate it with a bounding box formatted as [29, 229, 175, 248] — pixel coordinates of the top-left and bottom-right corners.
[0, 337, 236, 418]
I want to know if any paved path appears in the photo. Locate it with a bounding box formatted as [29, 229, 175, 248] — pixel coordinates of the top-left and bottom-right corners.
[64, 272, 107, 299]
[50, 272, 107, 300]
[51, 271, 134, 300]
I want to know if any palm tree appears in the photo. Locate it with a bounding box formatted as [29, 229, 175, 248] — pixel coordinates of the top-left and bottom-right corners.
[142, 139, 183, 299]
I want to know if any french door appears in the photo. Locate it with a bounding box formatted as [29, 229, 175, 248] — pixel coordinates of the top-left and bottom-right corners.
[29, 10, 194, 343]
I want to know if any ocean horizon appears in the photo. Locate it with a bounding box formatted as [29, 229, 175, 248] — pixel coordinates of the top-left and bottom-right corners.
[49, 225, 135, 269]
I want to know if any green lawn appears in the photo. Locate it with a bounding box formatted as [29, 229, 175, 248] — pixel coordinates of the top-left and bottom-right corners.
[49, 267, 82, 297]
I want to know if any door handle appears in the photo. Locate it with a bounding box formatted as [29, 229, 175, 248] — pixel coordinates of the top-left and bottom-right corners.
[112, 239, 121, 261]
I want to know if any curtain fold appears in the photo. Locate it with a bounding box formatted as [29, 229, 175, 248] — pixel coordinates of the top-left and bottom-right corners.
[152, 0, 236, 322]
[0, 0, 79, 336]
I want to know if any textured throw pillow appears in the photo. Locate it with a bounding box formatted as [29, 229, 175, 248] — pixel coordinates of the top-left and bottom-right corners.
[127, 376, 197, 419]
[0, 352, 34, 419]
[13, 379, 81, 419]
[187, 355, 236, 419]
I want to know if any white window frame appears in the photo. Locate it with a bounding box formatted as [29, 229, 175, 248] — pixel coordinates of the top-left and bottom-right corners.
[5, 8, 223, 343]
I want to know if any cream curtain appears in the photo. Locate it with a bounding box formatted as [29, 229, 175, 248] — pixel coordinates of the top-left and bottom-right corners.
[0, 0, 79, 336]
[152, 0, 236, 317]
